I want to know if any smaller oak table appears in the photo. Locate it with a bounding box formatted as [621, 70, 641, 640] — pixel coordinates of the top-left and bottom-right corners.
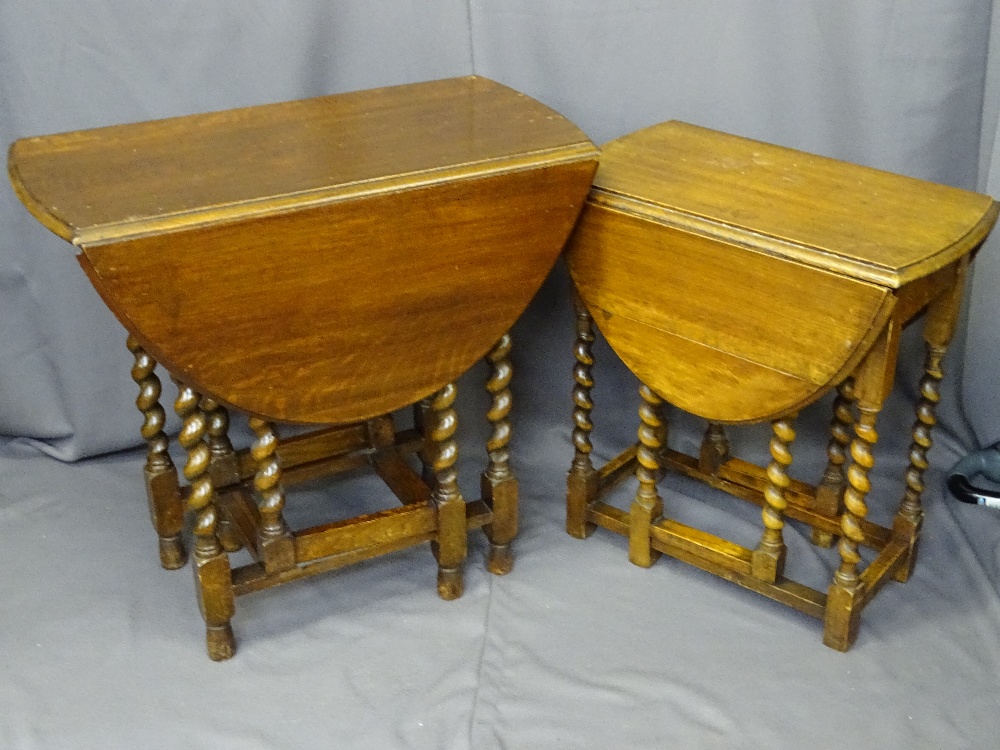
[8, 76, 598, 659]
[565, 121, 997, 650]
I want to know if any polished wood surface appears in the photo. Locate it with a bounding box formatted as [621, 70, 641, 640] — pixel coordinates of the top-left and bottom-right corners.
[587, 120, 996, 286]
[566, 120, 998, 651]
[10, 76, 598, 424]
[8, 76, 594, 244]
[568, 121, 997, 425]
[9, 77, 581, 659]
[569, 206, 895, 423]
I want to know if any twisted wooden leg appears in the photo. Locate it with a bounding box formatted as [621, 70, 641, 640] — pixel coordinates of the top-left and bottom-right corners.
[429, 383, 467, 599]
[892, 345, 947, 585]
[824, 405, 879, 651]
[751, 417, 795, 582]
[698, 423, 729, 474]
[629, 384, 664, 568]
[174, 381, 235, 661]
[813, 379, 855, 547]
[202, 397, 242, 553]
[127, 335, 186, 570]
[249, 418, 295, 574]
[891, 260, 967, 584]
[482, 334, 517, 576]
[567, 297, 598, 539]
[823, 322, 899, 651]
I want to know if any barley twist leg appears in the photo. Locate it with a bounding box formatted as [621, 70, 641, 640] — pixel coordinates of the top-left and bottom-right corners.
[838, 409, 877, 587]
[567, 297, 598, 538]
[174, 380, 235, 661]
[751, 417, 796, 582]
[482, 334, 517, 576]
[892, 343, 945, 582]
[813, 379, 856, 547]
[127, 335, 186, 569]
[899, 350, 941, 522]
[824, 405, 879, 651]
[429, 383, 467, 599]
[202, 397, 242, 553]
[629, 384, 664, 568]
[249, 418, 295, 573]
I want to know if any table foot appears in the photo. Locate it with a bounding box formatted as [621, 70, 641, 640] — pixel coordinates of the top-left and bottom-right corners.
[216, 518, 243, 554]
[486, 543, 514, 576]
[158, 535, 188, 570]
[206, 623, 236, 662]
[823, 582, 862, 651]
[437, 566, 464, 600]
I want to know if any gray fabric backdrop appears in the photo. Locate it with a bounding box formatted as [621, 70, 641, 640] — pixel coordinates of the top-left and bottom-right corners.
[2, 2, 999, 748]
[3, 0, 999, 459]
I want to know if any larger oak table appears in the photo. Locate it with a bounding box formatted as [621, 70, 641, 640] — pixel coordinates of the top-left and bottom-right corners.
[8, 76, 598, 659]
[565, 121, 997, 651]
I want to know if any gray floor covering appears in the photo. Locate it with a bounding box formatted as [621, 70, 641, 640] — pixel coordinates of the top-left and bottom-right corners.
[1, 403, 999, 750]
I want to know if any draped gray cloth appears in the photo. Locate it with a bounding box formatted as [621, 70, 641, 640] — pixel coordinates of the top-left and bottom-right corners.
[1, 2, 999, 748]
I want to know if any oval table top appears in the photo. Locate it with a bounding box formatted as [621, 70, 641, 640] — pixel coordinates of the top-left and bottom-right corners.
[9, 77, 599, 424]
[568, 121, 997, 423]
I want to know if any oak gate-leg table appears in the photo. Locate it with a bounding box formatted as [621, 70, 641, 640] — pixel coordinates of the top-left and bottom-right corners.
[8, 76, 598, 659]
[565, 121, 997, 651]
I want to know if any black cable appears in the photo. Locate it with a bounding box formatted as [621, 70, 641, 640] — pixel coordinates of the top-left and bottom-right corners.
[947, 473, 1000, 507]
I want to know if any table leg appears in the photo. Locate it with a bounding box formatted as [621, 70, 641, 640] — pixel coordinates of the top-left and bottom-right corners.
[894, 258, 967, 583]
[891, 344, 943, 583]
[203, 398, 242, 553]
[824, 404, 878, 650]
[482, 333, 517, 576]
[429, 383, 466, 599]
[567, 296, 598, 539]
[174, 380, 235, 661]
[698, 423, 729, 474]
[824, 325, 899, 651]
[629, 384, 665, 568]
[751, 416, 796, 582]
[250, 418, 295, 574]
[813, 379, 855, 547]
[127, 335, 185, 570]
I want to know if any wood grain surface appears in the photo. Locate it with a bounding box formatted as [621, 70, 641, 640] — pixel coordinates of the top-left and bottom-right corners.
[80, 161, 594, 423]
[568, 204, 894, 423]
[567, 120, 997, 423]
[589, 120, 998, 288]
[8, 76, 595, 245]
[10, 77, 598, 423]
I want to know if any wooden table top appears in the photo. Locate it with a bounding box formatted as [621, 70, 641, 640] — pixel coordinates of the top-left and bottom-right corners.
[9, 76, 595, 248]
[568, 120, 997, 423]
[590, 121, 997, 288]
[9, 78, 598, 424]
